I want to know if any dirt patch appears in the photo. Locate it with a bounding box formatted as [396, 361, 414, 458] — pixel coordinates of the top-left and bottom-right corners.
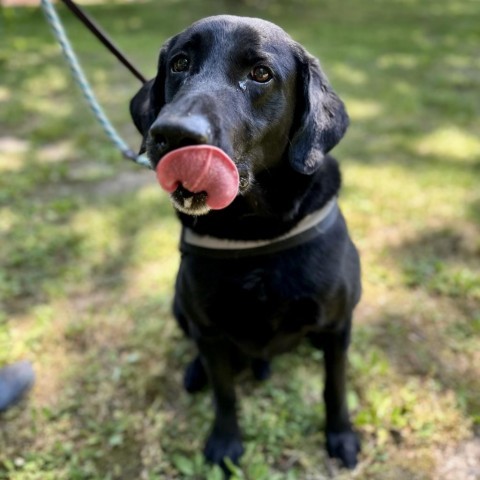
[435, 438, 480, 480]
[88, 169, 156, 197]
[1, 0, 40, 5]
[39, 167, 156, 201]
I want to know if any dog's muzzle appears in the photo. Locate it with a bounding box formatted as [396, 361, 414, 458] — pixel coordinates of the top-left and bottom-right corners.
[155, 145, 240, 215]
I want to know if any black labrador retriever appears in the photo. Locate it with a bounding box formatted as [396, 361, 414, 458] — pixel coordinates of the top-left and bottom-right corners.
[130, 15, 361, 471]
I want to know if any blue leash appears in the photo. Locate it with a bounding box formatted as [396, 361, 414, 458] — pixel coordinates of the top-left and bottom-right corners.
[40, 0, 152, 170]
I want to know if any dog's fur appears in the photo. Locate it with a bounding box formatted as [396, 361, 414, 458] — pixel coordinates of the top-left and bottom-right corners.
[130, 15, 361, 471]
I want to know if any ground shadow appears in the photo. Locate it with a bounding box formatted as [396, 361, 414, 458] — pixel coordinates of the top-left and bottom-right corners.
[374, 223, 479, 420]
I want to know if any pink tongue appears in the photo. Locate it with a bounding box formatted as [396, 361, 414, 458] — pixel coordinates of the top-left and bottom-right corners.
[156, 145, 239, 210]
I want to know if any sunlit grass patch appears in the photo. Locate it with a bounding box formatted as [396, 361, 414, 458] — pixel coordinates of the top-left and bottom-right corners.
[414, 127, 480, 162]
[351, 345, 470, 445]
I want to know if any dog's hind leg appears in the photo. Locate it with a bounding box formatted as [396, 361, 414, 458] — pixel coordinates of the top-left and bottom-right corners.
[251, 358, 271, 381]
[183, 355, 208, 393]
[173, 297, 191, 337]
[173, 300, 210, 393]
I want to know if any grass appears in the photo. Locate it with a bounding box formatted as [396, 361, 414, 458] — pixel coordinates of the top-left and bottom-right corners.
[0, 0, 479, 478]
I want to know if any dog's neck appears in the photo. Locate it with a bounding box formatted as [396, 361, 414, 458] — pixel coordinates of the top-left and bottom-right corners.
[180, 197, 339, 259]
[177, 155, 342, 241]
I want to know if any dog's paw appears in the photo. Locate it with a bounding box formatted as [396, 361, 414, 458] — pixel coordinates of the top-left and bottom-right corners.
[251, 358, 271, 381]
[326, 429, 360, 469]
[183, 356, 208, 393]
[204, 431, 244, 470]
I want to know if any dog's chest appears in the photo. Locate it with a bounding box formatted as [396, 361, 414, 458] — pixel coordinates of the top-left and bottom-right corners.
[178, 257, 326, 356]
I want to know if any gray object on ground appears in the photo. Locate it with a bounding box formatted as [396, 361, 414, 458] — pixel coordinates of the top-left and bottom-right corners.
[0, 360, 35, 412]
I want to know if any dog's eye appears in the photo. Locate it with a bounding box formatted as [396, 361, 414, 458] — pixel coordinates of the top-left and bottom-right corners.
[171, 56, 190, 73]
[250, 65, 273, 83]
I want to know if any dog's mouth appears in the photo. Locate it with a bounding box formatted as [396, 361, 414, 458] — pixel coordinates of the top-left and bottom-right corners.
[170, 184, 210, 215]
[155, 145, 240, 216]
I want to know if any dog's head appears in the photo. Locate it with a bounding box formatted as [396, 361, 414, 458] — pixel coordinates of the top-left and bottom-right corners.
[130, 15, 348, 215]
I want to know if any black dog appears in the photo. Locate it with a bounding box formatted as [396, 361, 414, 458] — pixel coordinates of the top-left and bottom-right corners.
[130, 15, 361, 471]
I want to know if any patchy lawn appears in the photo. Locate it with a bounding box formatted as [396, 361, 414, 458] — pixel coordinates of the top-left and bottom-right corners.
[0, 0, 479, 479]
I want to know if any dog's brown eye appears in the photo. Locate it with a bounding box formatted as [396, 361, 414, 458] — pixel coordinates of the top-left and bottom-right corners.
[172, 56, 189, 73]
[251, 65, 273, 83]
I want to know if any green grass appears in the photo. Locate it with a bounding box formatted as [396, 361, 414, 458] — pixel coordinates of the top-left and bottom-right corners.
[1, 0, 479, 478]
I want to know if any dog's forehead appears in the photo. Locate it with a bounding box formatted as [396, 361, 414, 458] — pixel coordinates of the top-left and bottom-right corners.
[176, 15, 294, 54]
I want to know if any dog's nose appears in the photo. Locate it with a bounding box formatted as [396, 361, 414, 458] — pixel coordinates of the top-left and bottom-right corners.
[149, 114, 212, 150]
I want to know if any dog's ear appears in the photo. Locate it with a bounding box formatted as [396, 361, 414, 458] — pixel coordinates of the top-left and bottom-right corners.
[129, 41, 171, 154]
[288, 46, 349, 175]
[130, 78, 156, 153]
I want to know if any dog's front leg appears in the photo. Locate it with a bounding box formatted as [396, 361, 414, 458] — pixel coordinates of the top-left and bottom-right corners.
[320, 326, 360, 469]
[196, 336, 244, 470]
